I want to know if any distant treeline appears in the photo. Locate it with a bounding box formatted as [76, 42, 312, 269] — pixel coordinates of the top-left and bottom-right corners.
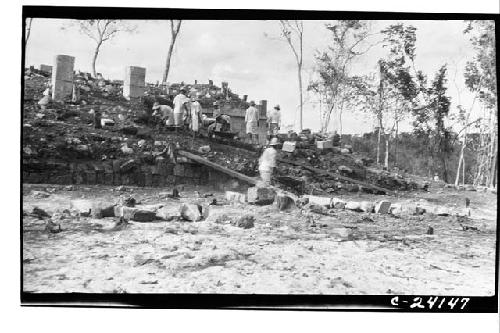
[342, 132, 482, 184]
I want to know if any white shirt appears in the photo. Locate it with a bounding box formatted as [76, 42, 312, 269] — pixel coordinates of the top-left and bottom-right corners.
[259, 147, 277, 172]
[245, 106, 259, 123]
[268, 109, 281, 124]
[173, 93, 189, 114]
[155, 105, 173, 118]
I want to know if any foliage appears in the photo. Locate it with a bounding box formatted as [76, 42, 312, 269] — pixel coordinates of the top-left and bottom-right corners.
[308, 20, 376, 133]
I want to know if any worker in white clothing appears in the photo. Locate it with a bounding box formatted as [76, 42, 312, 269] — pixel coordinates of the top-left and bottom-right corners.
[267, 104, 281, 141]
[245, 100, 259, 145]
[258, 137, 279, 186]
[173, 89, 190, 127]
[152, 101, 174, 128]
[190, 96, 202, 137]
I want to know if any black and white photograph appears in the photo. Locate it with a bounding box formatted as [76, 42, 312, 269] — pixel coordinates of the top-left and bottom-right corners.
[17, 2, 498, 318]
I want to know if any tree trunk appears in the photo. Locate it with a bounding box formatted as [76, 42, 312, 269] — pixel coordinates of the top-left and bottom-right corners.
[298, 66, 303, 132]
[91, 42, 102, 78]
[489, 129, 497, 188]
[162, 41, 175, 84]
[394, 121, 398, 167]
[384, 134, 389, 170]
[25, 18, 33, 49]
[162, 21, 182, 85]
[455, 133, 467, 186]
[376, 126, 381, 165]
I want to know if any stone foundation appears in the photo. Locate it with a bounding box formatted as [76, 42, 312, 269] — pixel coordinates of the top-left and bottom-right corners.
[23, 159, 250, 191]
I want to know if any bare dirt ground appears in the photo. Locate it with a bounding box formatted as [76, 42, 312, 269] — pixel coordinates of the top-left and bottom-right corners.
[22, 183, 497, 295]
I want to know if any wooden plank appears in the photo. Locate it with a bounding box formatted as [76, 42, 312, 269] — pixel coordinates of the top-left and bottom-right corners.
[177, 150, 259, 185]
[277, 157, 396, 196]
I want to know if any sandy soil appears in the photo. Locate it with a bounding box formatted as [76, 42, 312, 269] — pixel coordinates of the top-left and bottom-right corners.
[22, 184, 497, 295]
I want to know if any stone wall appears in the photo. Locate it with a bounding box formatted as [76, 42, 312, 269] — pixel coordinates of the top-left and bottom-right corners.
[23, 159, 250, 191]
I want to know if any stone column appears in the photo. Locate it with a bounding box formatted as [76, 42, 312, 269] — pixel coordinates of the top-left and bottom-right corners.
[123, 66, 146, 99]
[51, 55, 75, 101]
[259, 99, 267, 118]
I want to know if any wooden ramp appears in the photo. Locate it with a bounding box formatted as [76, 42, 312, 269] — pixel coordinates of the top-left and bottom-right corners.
[177, 150, 260, 186]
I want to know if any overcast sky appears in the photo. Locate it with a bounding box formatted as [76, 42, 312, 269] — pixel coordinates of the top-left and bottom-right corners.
[25, 19, 484, 134]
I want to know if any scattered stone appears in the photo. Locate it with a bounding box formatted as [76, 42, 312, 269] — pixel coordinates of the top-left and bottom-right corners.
[91, 203, 116, 219]
[180, 203, 203, 222]
[32, 190, 50, 199]
[247, 186, 276, 205]
[427, 226, 434, 235]
[123, 197, 136, 207]
[338, 165, 353, 174]
[434, 207, 450, 216]
[340, 148, 350, 154]
[198, 145, 211, 154]
[296, 197, 309, 207]
[331, 227, 352, 240]
[331, 198, 346, 209]
[32, 206, 50, 219]
[282, 141, 296, 153]
[233, 214, 255, 229]
[275, 194, 295, 211]
[357, 215, 374, 223]
[225, 191, 246, 204]
[45, 219, 61, 233]
[155, 207, 175, 221]
[132, 209, 157, 222]
[461, 224, 479, 231]
[309, 204, 329, 215]
[345, 201, 362, 212]
[359, 201, 374, 213]
[374, 201, 391, 214]
[306, 195, 332, 208]
[316, 140, 333, 150]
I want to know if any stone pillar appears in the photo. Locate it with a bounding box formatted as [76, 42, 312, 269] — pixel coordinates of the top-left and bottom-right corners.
[51, 55, 75, 101]
[259, 99, 267, 118]
[123, 66, 146, 99]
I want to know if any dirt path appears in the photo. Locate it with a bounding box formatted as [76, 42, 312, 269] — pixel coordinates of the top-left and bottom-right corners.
[22, 184, 497, 295]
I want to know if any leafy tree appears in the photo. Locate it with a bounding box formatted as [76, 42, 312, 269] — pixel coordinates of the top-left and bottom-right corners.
[63, 20, 136, 77]
[412, 65, 453, 182]
[463, 20, 497, 187]
[308, 20, 377, 135]
[162, 20, 182, 84]
[376, 24, 419, 168]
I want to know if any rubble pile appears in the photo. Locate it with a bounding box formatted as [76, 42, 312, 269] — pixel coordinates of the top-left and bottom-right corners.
[22, 70, 424, 195]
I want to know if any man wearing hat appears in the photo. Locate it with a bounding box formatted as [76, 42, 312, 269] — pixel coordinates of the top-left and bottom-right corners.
[258, 137, 279, 186]
[267, 104, 281, 139]
[152, 101, 174, 127]
[245, 100, 259, 145]
[173, 89, 190, 127]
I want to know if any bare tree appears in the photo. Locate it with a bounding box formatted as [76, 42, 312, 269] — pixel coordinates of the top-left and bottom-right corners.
[162, 20, 182, 84]
[279, 20, 304, 131]
[64, 20, 136, 77]
[25, 18, 33, 49]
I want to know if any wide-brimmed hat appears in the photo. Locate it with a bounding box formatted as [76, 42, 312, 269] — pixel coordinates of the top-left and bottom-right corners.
[269, 137, 279, 146]
[274, 105, 280, 110]
[249, 100, 256, 106]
